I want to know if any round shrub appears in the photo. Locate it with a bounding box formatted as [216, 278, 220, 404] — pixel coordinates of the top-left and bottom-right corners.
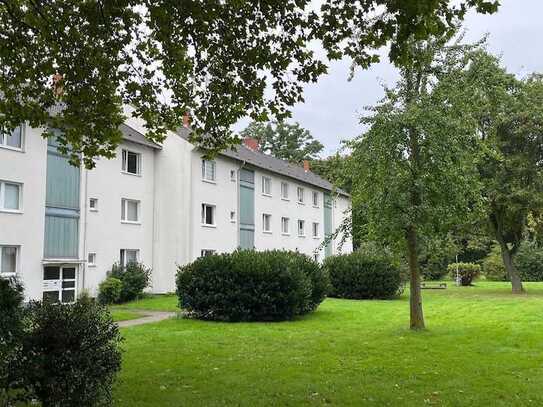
[176, 250, 328, 321]
[324, 251, 402, 300]
[98, 277, 123, 304]
[21, 299, 123, 406]
[109, 262, 151, 302]
[447, 262, 481, 286]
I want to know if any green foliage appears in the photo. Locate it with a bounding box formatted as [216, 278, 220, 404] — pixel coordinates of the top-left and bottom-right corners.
[310, 152, 353, 193]
[447, 262, 481, 286]
[240, 121, 323, 163]
[481, 245, 508, 281]
[98, 277, 123, 305]
[516, 242, 543, 282]
[0, 277, 25, 403]
[0, 1, 496, 165]
[324, 251, 402, 299]
[109, 262, 151, 303]
[21, 299, 123, 407]
[176, 250, 328, 321]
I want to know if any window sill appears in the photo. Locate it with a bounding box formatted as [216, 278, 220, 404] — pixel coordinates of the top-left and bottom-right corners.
[313, 205, 319, 209]
[121, 171, 142, 177]
[0, 145, 24, 153]
[281, 233, 290, 236]
[262, 193, 272, 198]
[0, 209, 23, 215]
[297, 202, 305, 205]
[201, 179, 216, 185]
[298, 235, 306, 238]
[201, 223, 217, 228]
[263, 231, 272, 234]
[313, 236, 320, 240]
[89, 208, 98, 212]
[0, 272, 16, 278]
[121, 220, 141, 225]
[281, 197, 290, 201]
[88, 264, 96, 268]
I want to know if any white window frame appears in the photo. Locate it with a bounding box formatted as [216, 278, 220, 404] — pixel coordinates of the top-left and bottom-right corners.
[200, 249, 216, 257]
[297, 187, 305, 204]
[313, 252, 319, 262]
[0, 181, 22, 213]
[312, 222, 319, 238]
[42, 265, 77, 303]
[297, 219, 306, 237]
[87, 252, 97, 267]
[262, 176, 272, 196]
[0, 125, 24, 151]
[201, 203, 216, 227]
[120, 249, 139, 267]
[281, 182, 289, 200]
[89, 198, 98, 211]
[201, 159, 216, 182]
[0, 245, 18, 276]
[121, 149, 142, 176]
[281, 217, 290, 235]
[312, 191, 319, 207]
[262, 213, 272, 233]
[121, 198, 140, 223]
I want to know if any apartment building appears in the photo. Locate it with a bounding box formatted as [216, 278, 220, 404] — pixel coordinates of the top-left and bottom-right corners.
[0, 117, 352, 301]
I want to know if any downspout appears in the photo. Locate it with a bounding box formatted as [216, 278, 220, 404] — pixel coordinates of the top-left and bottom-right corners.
[81, 166, 88, 293]
[237, 160, 247, 248]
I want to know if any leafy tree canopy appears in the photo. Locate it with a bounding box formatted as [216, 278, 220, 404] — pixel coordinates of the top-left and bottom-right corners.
[0, 0, 497, 167]
[239, 121, 323, 163]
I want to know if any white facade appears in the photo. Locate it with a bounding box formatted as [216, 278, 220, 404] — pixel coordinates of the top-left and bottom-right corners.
[0, 120, 352, 301]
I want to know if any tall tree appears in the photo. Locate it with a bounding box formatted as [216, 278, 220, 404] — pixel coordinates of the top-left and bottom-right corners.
[456, 55, 543, 292]
[0, 1, 497, 166]
[350, 33, 483, 329]
[240, 121, 323, 163]
[310, 152, 353, 193]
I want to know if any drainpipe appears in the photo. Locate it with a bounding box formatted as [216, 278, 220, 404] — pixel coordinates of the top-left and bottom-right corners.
[81, 166, 89, 293]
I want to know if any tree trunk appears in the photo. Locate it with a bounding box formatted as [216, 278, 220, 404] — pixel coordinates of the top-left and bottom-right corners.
[497, 239, 524, 294]
[407, 225, 425, 330]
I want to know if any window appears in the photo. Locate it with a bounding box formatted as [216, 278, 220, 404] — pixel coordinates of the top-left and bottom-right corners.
[281, 182, 289, 200]
[230, 210, 236, 222]
[297, 219, 305, 237]
[42, 266, 76, 303]
[0, 246, 17, 276]
[312, 191, 319, 207]
[201, 159, 216, 182]
[200, 249, 215, 257]
[297, 187, 305, 204]
[313, 253, 319, 262]
[262, 213, 272, 233]
[121, 199, 140, 223]
[312, 222, 319, 238]
[120, 249, 139, 267]
[87, 252, 96, 266]
[0, 181, 21, 211]
[201, 203, 215, 226]
[281, 217, 290, 235]
[230, 169, 237, 181]
[262, 176, 272, 195]
[122, 149, 141, 175]
[0, 125, 23, 150]
[89, 198, 98, 211]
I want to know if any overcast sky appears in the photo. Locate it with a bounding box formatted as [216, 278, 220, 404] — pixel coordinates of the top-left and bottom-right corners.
[233, 0, 543, 157]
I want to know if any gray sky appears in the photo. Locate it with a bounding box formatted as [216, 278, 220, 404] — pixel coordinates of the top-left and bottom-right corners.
[233, 0, 543, 157]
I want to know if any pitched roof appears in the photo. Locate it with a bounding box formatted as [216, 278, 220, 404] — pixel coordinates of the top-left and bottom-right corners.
[176, 127, 348, 196]
[120, 123, 162, 149]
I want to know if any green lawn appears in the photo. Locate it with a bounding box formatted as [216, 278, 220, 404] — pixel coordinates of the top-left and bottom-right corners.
[110, 309, 144, 322]
[113, 282, 543, 406]
[111, 294, 179, 312]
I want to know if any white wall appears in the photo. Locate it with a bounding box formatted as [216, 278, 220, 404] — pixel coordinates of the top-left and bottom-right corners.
[332, 194, 353, 255]
[82, 140, 156, 295]
[0, 125, 48, 300]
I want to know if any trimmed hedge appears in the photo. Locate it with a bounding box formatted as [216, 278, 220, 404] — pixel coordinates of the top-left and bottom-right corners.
[98, 277, 123, 305]
[447, 262, 481, 286]
[324, 251, 402, 299]
[176, 250, 328, 321]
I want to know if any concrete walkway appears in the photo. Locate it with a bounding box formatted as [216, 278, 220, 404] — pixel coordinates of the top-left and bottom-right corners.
[117, 311, 177, 328]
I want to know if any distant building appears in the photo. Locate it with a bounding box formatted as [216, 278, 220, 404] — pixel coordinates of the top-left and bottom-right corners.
[0, 114, 352, 301]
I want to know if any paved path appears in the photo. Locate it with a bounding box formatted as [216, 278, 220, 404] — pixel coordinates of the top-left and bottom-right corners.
[117, 311, 177, 328]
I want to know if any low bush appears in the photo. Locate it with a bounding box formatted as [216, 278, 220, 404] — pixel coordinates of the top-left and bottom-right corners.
[98, 277, 123, 304]
[0, 277, 25, 403]
[516, 242, 543, 281]
[21, 299, 123, 406]
[109, 262, 151, 302]
[447, 262, 481, 286]
[176, 250, 328, 321]
[324, 251, 402, 300]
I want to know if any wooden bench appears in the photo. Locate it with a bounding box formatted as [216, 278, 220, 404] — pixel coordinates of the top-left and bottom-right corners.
[421, 282, 447, 289]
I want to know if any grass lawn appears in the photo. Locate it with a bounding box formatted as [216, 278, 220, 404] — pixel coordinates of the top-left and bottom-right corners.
[110, 309, 144, 322]
[113, 282, 543, 406]
[111, 294, 179, 312]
